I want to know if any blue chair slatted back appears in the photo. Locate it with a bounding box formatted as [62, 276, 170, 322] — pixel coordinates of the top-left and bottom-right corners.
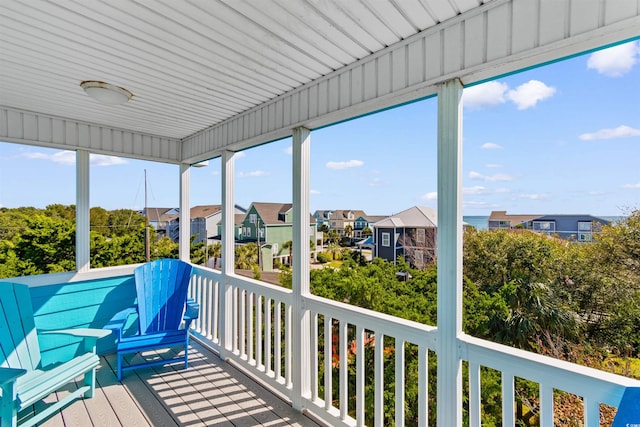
[0, 283, 41, 371]
[134, 259, 193, 335]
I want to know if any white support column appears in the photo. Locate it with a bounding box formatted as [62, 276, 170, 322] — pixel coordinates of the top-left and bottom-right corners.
[76, 150, 90, 272]
[220, 150, 236, 360]
[292, 126, 311, 411]
[436, 78, 464, 427]
[179, 164, 191, 262]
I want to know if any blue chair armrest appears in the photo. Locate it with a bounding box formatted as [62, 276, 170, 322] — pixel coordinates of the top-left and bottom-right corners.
[0, 368, 26, 387]
[184, 299, 200, 321]
[40, 328, 112, 353]
[104, 307, 138, 340]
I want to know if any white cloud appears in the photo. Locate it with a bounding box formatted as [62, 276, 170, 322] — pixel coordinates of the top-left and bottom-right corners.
[579, 125, 640, 140]
[507, 80, 556, 110]
[518, 193, 548, 200]
[622, 182, 640, 189]
[481, 142, 503, 150]
[90, 154, 128, 166]
[463, 186, 510, 195]
[463, 81, 508, 109]
[310, 189, 321, 194]
[587, 41, 639, 77]
[468, 171, 514, 182]
[284, 146, 292, 155]
[463, 186, 488, 195]
[420, 191, 437, 201]
[485, 163, 503, 168]
[325, 159, 364, 170]
[369, 177, 383, 187]
[238, 170, 268, 178]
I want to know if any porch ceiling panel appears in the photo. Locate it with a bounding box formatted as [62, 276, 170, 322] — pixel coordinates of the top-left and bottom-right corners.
[1, 0, 639, 164]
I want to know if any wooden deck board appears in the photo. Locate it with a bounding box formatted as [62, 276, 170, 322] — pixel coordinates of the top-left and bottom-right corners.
[31, 340, 323, 427]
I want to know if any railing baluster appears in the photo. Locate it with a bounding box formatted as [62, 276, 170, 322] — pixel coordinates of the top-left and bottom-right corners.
[340, 320, 348, 421]
[256, 295, 263, 370]
[418, 344, 428, 427]
[324, 315, 333, 412]
[247, 291, 254, 363]
[232, 286, 238, 353]
[212, 278, 219, 343]
[540, 384, 553, 426]
[502, 371, 514, 427]
[266, 297, 272, 375]
[396, 339, 405, 427]
[356, 325, 365, 427]
[240, 289, 246, 357]
[311, 311, 318, 400]
[469, 361, 481, 427]
[374, 332, 384, 427]
[275, 301, 282, 382]
[584, 397, 600, 427]
[285, 303, 292, 388]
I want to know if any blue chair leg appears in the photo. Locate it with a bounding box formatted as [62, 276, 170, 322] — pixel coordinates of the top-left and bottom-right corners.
[117, 352, 123, 382]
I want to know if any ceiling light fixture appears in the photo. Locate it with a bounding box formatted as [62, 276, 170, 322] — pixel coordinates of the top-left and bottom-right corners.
[80, 80, 134, 105]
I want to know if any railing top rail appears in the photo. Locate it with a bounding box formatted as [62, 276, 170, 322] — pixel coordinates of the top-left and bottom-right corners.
[306, 294, 438, 349]
[459, 334, 640, 407]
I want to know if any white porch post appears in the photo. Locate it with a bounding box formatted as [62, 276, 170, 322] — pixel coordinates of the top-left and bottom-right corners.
[220, 150, 236, 360]
[436, 78, 464, 426]
[179, 163, 191, 262]
[292, 127, 311, 411]
[76, 150, 90, 272]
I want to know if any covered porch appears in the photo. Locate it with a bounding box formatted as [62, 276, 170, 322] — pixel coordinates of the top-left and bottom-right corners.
[2, 1, 640, 426]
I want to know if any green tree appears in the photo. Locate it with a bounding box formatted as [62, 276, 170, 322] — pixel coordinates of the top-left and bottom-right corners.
[235, 243, 258, 270]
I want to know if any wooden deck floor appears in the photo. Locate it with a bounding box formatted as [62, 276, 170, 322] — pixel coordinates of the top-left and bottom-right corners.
[27, 340, 323, 427]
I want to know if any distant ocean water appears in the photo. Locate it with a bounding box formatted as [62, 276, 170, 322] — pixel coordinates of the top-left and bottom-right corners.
[463, 216, 489, 230]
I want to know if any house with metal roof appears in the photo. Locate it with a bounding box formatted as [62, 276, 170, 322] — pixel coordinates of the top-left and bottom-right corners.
[373, 206, 438, 268]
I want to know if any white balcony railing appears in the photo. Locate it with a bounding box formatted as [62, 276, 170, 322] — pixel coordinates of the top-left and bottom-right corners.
[188, 265, 640, 427]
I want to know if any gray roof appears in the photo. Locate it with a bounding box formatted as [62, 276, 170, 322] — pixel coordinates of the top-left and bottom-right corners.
[374, 206, 437, 228]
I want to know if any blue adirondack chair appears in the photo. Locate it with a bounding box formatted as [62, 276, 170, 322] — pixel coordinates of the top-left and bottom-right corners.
[0, 282, 110, 427]
[105, 259, 199, 381]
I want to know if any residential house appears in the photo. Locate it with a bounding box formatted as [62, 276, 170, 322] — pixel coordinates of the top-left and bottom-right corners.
[241, 202, 317, 271]
[168, 204, 247, 244]
[488, 211, 610, 242]
[373, 206, 438, 268]
[312, 210, 333, 228]
[142, 207, 178, 237]
[355, 214, 386, 239]
[328, 209, 367, 237]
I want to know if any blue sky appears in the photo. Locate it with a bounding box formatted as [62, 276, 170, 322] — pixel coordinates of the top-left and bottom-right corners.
[1, 41, 639, 217]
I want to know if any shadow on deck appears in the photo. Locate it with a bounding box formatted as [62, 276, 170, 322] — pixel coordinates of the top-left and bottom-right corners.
[30, 340, 322, 427]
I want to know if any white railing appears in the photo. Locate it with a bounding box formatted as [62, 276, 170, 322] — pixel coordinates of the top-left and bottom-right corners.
[187, 266, 640, 427]
[459, 334, 640, 427]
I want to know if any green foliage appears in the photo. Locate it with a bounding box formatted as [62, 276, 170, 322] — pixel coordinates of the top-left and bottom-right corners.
[316, 252, 331, 263]
[235, 243, 258, 270]
[0, 205, 205, 277]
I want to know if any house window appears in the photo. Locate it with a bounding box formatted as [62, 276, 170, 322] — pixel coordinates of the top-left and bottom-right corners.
[249, 213, 257, 224]
[416, 228, 425, 243]
[578, 233, 592, 242]
[533, 221, 555, 233]
[259, 228, 264, 238]
[382, 232, 390, 247]
[578, 221, 592, 231]
[577, 222, 592, 242]
[415, 250, 424, 266]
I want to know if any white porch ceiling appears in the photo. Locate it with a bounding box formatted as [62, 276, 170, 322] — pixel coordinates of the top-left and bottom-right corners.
[1, 0, 639, 163]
